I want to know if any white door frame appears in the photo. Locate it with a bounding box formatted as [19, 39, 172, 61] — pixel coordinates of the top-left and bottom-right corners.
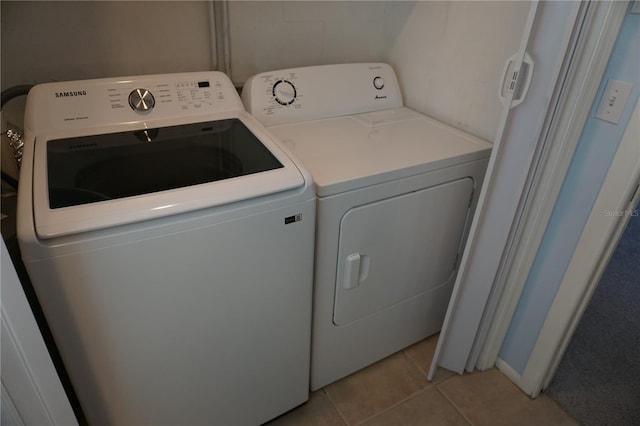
[515, 97, 640, 397]
[475, 0, 629, 373]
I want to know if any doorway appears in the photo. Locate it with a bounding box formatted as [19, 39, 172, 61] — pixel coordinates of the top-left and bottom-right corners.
[546, 201, 640, 425]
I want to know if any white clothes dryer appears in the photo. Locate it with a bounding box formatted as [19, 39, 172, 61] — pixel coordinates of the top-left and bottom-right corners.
[17, 72, 315, 425]
[243, 63, 493, 390]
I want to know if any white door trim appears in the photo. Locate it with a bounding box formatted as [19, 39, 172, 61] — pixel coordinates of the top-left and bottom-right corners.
[476, 0, 629, 371]
[518, 97, 640, 397]
[1, 240, 78, 425]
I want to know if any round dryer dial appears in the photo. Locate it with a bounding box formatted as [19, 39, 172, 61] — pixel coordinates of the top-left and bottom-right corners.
[373, 76, 385, 90]
[128, 88, 155, 112]
[272, 80, 297, 106]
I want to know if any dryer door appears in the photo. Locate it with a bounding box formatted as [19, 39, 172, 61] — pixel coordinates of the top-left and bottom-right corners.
[333, 178, 474, 326]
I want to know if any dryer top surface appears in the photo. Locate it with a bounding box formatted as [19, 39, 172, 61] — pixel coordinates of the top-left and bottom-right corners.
[268, 107, 492, 197]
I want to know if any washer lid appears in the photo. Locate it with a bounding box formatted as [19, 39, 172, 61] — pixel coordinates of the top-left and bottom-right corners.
[32, 114, 305, 238]
[268, 108, 493, 197]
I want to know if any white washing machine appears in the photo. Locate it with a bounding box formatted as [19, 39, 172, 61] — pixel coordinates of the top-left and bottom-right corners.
[243, 63, 493, 390]
[17, 71, 316, 425]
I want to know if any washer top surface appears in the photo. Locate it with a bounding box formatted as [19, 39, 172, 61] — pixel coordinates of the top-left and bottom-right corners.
[21, 72, 310, 239]
[268, 107, 492, 197]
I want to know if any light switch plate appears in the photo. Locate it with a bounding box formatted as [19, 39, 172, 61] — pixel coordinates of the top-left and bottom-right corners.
[595, 79, 633, 124]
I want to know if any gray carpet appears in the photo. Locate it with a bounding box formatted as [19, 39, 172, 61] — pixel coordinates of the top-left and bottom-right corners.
[546, 204, 640, 426]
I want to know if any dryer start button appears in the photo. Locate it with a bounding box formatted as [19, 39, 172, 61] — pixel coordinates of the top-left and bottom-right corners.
[128, 88, 156, 112]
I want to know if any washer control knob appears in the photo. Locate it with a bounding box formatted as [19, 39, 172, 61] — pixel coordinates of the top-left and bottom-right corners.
[128, 88, 155, 112]
[373, 76, 385, 90]
[272, 80, 297, 106]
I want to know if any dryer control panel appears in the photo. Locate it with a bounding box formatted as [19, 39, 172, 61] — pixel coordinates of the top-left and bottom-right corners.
[242, 63, 403, 127]
[25, 72, 244, 134]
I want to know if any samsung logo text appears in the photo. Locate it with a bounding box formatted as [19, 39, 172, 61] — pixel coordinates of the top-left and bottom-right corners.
[55, 90, 87, 98]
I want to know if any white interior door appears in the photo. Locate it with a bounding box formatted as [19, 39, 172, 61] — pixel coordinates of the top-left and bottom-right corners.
[428, 0, 585, 379]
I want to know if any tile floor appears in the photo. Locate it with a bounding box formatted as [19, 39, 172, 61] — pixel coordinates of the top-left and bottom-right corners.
[267, 335, 578, 426]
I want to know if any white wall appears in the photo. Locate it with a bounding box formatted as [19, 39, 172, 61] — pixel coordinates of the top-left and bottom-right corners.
[0, 1, 212, 87]
[229, 1, 529, 141]
[385, 1, 530, 141]
[2, 1, 529, 144]
[229, 1, 389, 84]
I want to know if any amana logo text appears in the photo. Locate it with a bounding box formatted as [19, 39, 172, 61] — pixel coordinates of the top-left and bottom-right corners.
[55, 90, 87, 98]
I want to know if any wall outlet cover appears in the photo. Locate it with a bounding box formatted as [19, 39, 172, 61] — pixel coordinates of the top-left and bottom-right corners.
[595, 79, 633, 124]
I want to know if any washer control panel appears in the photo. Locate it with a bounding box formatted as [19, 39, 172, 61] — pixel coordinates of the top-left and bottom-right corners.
[242, 63, 403, 127]
[28, 72, 244, 131]
[107, 79, 226, 113]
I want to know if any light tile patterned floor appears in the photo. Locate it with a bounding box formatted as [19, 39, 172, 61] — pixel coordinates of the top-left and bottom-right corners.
[266, 335, 578, 426]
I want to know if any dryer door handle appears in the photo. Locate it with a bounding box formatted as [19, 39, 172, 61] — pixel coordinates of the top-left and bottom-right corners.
[343, 253, 361, 290]
[343, 253, 370, 290]
[343, 253, 360, 290]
